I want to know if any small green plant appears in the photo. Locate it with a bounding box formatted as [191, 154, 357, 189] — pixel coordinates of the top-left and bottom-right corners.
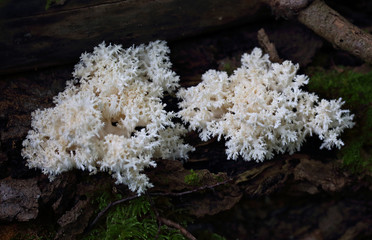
[184, 169, 201, 186]
[84, 195, 186, 240]
[94, 191, 117, 212]
[308, 68, 372, 173]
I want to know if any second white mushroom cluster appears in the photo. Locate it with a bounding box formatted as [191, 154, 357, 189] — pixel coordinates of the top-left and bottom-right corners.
[177, 48, 354, 162]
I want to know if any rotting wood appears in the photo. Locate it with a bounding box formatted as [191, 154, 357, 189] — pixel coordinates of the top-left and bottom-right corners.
[261, 0, 372, 64]
[0, 0, 264, 75]
[297, 0, 372, 64]
[257, 28, 283, 63]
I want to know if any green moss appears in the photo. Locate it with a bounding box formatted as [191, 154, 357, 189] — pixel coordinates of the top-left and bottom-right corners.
[213, 174, 225, 183]
[84, 195, 186, 240]
[341, 139, 364, 173]
[221, 62, 233, 75]
[308, 68, 372, 106]
[184, 169, 201, 186]
[307, 67, 372, 174]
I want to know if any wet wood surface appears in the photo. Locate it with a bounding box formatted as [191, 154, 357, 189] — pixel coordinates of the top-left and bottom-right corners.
[0, 0, 263, 75]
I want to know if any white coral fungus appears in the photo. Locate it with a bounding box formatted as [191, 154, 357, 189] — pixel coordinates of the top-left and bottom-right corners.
[22, 41, 194, 195]
[177, 48, 354, 162]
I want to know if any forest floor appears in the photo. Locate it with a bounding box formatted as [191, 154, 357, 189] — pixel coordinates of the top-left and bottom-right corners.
[1, 1, 372, 239]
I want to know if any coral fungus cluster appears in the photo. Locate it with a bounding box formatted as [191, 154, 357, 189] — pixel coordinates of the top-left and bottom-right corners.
[22, 42, 354, 194]
[177, 48, 354, 161]
[22, 41, 193, 194]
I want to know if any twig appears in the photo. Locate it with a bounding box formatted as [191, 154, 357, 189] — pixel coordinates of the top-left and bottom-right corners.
[86, 195, 138, 232]
[297, 0, 372, 64]
[261, 0, 372, 64]
[257, 28, 282, 63]
[158, 217, 197, 240]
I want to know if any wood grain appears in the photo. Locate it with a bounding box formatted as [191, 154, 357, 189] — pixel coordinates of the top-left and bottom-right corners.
[0, 0, 263, 75]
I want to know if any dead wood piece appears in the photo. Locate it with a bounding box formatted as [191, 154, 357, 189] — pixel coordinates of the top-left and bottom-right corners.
[263, 0, 372, 64]
[237, 154, 350, 197]
[147, 159, 241, 217]
[293, 157, 348, 193]
[257, 28, 283, 63]
[158, 217, 197, 240]
[236, 157, 290, 196]
[57, 200, 88, 228]
[55, 198, 96, 240]
[0, 0, 264, 75]
[153, 177, 241, 218]
[0, 177, 40, 222]
[297, 0, 372, 64]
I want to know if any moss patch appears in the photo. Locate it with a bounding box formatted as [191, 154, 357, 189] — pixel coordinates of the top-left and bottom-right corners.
[307, 67, 372, 174]
[84, 195, 187, 240]
[184, 169, 202, 186]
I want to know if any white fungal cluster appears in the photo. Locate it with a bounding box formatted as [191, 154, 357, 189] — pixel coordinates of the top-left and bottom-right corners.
[22, 41, 194, 195]
[22, 42, 354, 195]
[177, 48, 354, 162]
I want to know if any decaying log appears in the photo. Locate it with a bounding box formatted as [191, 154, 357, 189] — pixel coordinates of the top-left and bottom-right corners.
[0, 177, 40, 222]
[0, 0, 264, 75]
[2, 0, 371, 74]
[1, 2, 371, 236]
[236, 154, 351, 197]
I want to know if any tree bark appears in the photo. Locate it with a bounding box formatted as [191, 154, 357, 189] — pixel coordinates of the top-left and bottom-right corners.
[0, 0, 264, 75]
[297, 0, 372, 64]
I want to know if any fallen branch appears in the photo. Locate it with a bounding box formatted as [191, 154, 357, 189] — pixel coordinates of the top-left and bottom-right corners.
[297, 0, 372, 64]
[261, 0, 372, 64]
